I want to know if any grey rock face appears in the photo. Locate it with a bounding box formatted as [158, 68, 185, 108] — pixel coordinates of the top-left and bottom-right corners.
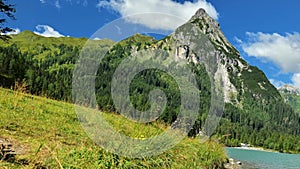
[169, 8, 247, 103]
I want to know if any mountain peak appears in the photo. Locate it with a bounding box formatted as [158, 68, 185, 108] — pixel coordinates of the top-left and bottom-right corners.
[190, 8, 218, 28]
[187, 8, 232, 53]
[192, 8, 208, 19]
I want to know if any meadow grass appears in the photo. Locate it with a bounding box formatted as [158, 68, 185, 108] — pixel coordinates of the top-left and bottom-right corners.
[0, 87, 227, 168]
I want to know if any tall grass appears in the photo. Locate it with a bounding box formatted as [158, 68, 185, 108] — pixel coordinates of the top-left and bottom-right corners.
[0, 87, 227, 168]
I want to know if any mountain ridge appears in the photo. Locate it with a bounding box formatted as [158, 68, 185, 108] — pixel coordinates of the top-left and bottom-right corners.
[0, 8, 299, 153]
[172, 8, 281, 104]
[91, 8, 299, 152]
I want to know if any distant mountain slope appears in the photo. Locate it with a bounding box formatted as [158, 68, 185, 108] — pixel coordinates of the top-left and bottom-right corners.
[279, 84, 300, 96]
[279, 85, 300, 115]
[0, 9, 299, 153]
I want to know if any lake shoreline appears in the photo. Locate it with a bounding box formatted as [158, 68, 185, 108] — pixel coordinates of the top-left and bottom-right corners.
[225, 147, 277, 169]
[229, 146, 278, 153]
[226, 147, 300, 169]
[229, 146, 300, 154]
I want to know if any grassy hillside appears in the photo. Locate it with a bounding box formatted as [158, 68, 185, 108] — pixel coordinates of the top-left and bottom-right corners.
[2, 30, 92, 52]
[0, 86, 227, 168]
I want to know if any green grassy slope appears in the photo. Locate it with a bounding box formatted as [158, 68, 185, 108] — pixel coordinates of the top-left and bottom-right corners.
[3, 31, 90, 51]
[0, 87, 227, 168]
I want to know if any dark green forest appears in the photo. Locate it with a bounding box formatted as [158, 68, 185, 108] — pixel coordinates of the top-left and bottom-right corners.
[0, 31, 299, 153]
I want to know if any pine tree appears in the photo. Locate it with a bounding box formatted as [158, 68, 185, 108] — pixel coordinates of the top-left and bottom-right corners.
[0, 0, 16, 41]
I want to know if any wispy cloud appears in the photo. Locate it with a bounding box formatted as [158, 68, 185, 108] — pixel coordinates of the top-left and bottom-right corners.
[55, 0, 61, 8]
[34, 25, 64, 38]
[114, 25, 121, 35]
[241, 32, 300, 88]
[269, 79, 286, 89]
[39, 0, 60, 8]
[97, 0, 218, 30]
[40, 0, 88, 7]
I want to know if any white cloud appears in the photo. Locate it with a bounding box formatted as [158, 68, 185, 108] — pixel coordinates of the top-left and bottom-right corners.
[34, 25, 64, 38]
[1, 28, 21, 35]
[97, 0, 218, 30]
[242, 32, 300, 88]
[292, 73, 300, 88]
[40, 0, 46, 3]
[242, 32, 300, 73]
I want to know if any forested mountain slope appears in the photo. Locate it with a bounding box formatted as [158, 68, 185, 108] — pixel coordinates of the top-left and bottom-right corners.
[0, 9, 299, 153]
[279, 85, 300, 115]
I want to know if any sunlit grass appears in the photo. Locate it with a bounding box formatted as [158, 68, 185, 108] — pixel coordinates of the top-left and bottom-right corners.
[0, 87, 227, 168]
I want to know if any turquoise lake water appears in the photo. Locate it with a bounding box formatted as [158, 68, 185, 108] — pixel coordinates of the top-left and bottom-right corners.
[226, 147, 300, 169]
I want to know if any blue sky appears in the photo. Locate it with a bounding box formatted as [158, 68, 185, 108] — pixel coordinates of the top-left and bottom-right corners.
[5, 0, 300, 88]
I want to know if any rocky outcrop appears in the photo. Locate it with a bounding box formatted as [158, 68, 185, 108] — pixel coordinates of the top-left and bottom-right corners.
[189, 8, 232, 53]
[170, 8, 251, 103]
[0, 139, 16, 161]
[224, 158, 242, 169]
